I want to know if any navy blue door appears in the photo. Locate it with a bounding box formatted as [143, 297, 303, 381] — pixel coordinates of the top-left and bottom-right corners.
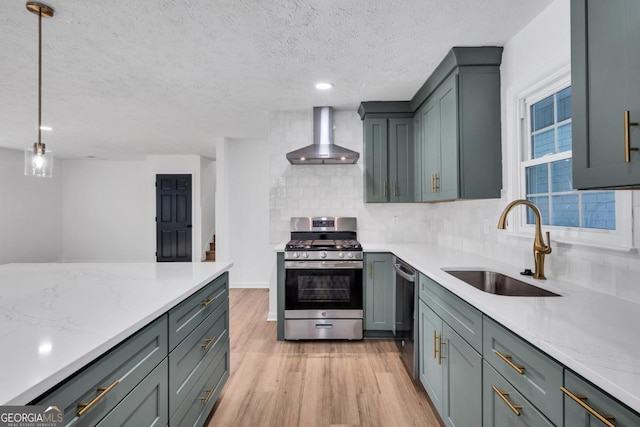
[156, 174, 192, 262]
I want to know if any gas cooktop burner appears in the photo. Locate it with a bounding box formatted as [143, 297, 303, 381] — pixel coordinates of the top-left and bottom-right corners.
[285, 239, 361, 251]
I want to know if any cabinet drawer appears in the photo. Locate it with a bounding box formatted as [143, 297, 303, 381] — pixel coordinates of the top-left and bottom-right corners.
[419, 273, 482, 352]
[169, 272, 229, 350]
[483, 316, 562, 426]
[171, 339, 230, 427]
[169, 299, 229, 416]
[483, 361, 554, 427]
[564, 369, 640, 427]
[96, 358, 168, 427]
[34, 315, 168, 426]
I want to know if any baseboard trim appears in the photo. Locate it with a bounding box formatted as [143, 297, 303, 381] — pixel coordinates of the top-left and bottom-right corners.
[229, 282, 269, 289]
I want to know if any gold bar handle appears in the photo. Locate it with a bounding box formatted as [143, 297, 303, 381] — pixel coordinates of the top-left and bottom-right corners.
[368, 262, 372, 278]
[624, 110, 639, 162]
[431, 174, 435, 193]
[77, 380, 119, 417]
[199, 387, 216, 404]
[393, 182, 398, 197]
[437, 335, 446, 365]
[561, 386, 616, 427]
[492, 386, 522, 416]
[434, 174, 440, 192]
[201, 336, 217, 351]
[202, 296, 217, 307]
[495, 350, 525, 375]
[383, 180, 387, 197]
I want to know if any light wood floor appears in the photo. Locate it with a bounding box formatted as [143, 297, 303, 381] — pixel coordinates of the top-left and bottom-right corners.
[207, 288, 442, 427]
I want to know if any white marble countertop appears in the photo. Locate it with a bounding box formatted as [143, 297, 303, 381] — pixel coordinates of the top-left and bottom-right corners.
[0, 261, 232, 405]
[359, 242, 640, 413]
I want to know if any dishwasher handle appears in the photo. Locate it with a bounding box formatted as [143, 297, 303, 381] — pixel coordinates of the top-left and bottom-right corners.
[393, 263, 416, 282]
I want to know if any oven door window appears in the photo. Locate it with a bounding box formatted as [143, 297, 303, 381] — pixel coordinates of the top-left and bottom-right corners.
[285, 268, 363, 310]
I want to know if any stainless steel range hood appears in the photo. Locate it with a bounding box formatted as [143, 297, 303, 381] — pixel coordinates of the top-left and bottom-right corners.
[286, 106, 360, 164]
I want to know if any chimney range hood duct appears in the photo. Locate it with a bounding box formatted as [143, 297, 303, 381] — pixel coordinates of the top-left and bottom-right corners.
[286, 106, 360, 164]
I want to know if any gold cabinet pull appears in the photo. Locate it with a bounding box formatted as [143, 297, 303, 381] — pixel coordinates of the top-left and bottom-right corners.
[434, 174, 440, 192]
[492, 386, 522, 416]
[383, 180, 387, 197]
[624, 110, 639, 162]
[202, 296, 217, 307]
[201, 336, 217, 351]
[495, 350, 525, 375]
[368, 262, 373, 278]
[561, 386, 616, 427]
[431, 174, 435, 193]
[437, 335, 446, 365]
[77, 380, 119, 417]
[393, 181, 398, 197]
[199, 387, 215, 404]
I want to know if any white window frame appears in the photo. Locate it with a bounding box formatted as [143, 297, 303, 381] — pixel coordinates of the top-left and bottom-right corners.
[508, 64, 633, 251]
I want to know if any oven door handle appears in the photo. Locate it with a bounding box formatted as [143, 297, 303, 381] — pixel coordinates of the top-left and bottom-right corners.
[393, 263, 416, 282]
[285, 261, 363, 269]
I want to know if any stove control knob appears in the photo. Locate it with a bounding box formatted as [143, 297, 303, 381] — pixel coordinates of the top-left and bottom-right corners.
[320, 251, 327, 259]
[347, 252, 354, 259]
[338, 252, 344, 258]
[302, 252, 309, 259]
[293, 252, 299, 258]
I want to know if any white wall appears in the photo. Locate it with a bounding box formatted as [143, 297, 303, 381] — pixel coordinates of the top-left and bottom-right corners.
[60, 155, 207, 263]
[0, 148, 63, 264]
[200, 157, 216, 257]
[226, 139, 270, 288]
[61, 159, 150, 262]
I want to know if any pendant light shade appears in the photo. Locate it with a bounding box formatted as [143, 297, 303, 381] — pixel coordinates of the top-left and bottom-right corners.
[25, 142, 53, 177]
[24, 1, 54, 178]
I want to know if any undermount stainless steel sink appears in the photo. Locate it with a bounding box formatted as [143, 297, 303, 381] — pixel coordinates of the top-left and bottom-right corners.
[444, 270, 561, 297]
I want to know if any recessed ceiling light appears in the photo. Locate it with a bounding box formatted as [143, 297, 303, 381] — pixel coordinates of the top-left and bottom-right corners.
[39, 126, 52, 131]
[315, 82, 333, 90]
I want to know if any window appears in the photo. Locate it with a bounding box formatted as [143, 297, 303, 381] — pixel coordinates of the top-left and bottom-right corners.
[523, 87, 616, 230]
[512, 67, 632, 250]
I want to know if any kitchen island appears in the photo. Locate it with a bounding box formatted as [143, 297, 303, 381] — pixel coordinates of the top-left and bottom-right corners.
[0, 261, 232, 410]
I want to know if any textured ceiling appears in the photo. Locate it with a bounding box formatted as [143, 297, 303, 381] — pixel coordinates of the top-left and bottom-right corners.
[0, 0, 553, 160]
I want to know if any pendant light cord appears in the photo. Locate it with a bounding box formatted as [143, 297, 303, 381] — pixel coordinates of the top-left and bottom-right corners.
[37, 7, 42, 147]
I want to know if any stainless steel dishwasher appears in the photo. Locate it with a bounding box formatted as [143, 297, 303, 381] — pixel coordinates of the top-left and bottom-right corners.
[394, 258, 418, 379]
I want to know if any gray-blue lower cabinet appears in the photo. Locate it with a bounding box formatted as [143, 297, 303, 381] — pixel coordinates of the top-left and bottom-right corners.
[32, 315, 168, 426]
[96, 359, 168, 427]
[483, 361, 553, 427]
[419, 299, 444, 413]
[169, 299, 229, 424]
[483, 316, 562, 426]
[364, 253, 394, 331]
[418, 299, 482, 427]
[563, 370, 640, 427]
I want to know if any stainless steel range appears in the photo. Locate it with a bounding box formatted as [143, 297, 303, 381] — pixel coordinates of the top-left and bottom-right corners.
[284, 217, 363, 340]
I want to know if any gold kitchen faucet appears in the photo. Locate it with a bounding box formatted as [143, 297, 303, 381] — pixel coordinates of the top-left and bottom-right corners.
[498, 199, 552, 280]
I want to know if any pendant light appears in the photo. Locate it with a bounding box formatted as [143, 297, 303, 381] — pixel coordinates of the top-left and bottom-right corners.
[24, 1, 54, 178]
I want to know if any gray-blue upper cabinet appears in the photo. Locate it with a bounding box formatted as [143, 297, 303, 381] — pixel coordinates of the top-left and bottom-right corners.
[413, 47, 503, 202]
[359, 102, 415, 203]
[571, 0, 640, 189]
